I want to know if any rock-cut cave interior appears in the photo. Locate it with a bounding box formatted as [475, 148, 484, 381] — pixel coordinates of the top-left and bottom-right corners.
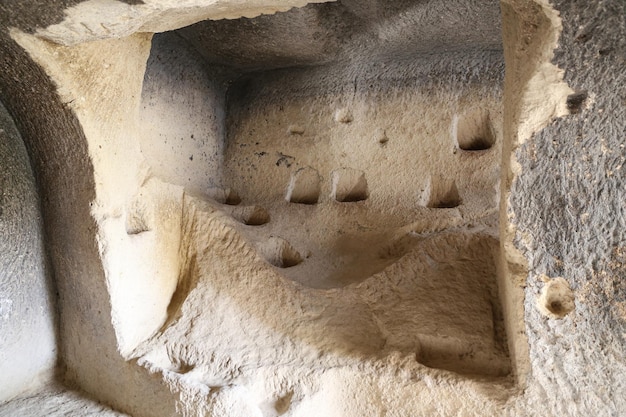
[1, 0, 625, 416]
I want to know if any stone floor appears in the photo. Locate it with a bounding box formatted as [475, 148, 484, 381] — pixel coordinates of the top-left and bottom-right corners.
[0, 384, 128, 417]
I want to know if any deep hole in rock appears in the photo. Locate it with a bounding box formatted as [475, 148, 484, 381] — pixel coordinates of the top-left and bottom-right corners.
[231, 205, 270, 225]
[260, 236, 303, 268]
[425, 178, 462, 209]
[456, 110, 496, 151]
[331, 168, 369, 202]
[285, 166, 321, 204]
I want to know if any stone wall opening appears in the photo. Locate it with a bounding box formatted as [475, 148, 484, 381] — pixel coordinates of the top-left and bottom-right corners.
[129, 0, 512, 384]
[2, 0, 595, 415]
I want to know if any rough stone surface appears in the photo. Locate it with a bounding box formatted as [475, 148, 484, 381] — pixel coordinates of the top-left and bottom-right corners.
[0, 100, 56, 402]
[35, 0, 334, 46]
[0, 6, 181, 417]
[507, 0, 626, 415]
[139, 32, 229, 196]
[0, 0, 624, 416]
[0, 385, 129, 417]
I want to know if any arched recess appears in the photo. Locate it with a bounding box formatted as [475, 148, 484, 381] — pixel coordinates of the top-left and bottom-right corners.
[0, 0, 578, 415]
[0, 98, 56, 402]
[1, 26, 178, 417]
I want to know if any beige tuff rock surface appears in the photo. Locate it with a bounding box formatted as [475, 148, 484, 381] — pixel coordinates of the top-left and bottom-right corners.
[0, 90, 56, 404]
[0, 385, 130, 417]
[0, 0, 625, 416]
[35, 0, 333, 46]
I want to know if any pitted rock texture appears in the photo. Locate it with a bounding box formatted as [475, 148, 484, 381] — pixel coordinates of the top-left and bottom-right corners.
[508, 1, 626, 415]
[0, 0, 625, 416]
[0, 385, 130, 417]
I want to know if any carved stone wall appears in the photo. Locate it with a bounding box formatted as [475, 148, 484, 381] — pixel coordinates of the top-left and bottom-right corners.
[0, 0, 624, 416]
[0, 99, 56, 403]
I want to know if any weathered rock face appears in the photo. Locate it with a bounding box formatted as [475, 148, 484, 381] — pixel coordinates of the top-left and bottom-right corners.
[0, 0, 624, 416]
[0, 99, 56, 402]
[508, 1, 626, 415]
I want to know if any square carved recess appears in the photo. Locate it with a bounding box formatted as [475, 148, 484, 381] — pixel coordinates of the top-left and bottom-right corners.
[132, 0, 511, 393]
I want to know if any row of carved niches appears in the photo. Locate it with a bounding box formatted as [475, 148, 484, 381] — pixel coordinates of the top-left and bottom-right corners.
[139, 190, 510, 380]
[166, 135, 507, 375]
[191, 175, 493, 294]
[136, 28, 508, 381]
[192, 78, 503, 375]
[287, 167, 369, 204]
[137, 183, 509, 374]
[286, 167, 465, 208]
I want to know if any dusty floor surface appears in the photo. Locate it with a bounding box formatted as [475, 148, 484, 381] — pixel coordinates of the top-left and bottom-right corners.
[0, 385, 129, 417]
